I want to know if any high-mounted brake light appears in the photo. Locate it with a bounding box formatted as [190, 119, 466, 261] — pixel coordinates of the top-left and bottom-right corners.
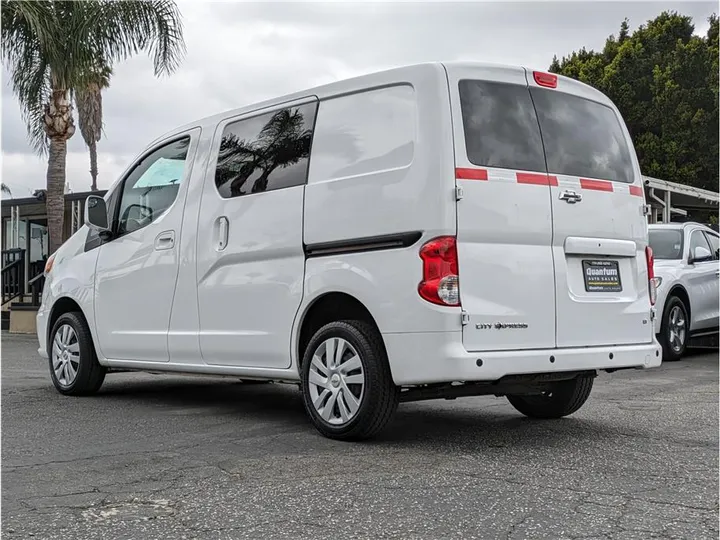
[645, 246, 657, 306]
[418, 236, 460, 306]
[533, 71, 557, 89]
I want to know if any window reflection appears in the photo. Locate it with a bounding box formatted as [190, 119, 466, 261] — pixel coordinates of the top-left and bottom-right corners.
[215, 103, 317, 199]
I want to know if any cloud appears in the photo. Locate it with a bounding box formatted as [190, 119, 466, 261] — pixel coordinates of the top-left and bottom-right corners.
[2, 1, 716, 193]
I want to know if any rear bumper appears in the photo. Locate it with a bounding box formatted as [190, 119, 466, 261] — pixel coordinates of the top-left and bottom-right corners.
[383, 331, 662, 385]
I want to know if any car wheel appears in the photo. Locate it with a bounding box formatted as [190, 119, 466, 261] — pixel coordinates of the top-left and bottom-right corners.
[658, 296, 688, 362]
[507, 376, 594, 419]
[300, 320, 399, 441]
[49, 312, 106, 396]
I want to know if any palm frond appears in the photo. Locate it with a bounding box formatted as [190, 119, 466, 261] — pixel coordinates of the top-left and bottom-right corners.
[2, 0, 185, 155]
[88, 0, 185, 76]
[2, 0, 55, 153]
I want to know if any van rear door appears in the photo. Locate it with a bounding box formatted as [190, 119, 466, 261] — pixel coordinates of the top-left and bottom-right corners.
[446, 65, 557, 352]
[527, 73, 653, 347]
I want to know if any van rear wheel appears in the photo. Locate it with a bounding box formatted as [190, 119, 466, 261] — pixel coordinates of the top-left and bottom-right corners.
[507, 376, 593, 419]
[300, 320, 398, 441]
[49, 312, 106, 396]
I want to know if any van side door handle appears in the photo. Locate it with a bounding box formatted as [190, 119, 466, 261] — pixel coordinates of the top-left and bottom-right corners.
[216, 216, 229, 251]
[559, 190, 583, 204]
[154, 230, 175, 251]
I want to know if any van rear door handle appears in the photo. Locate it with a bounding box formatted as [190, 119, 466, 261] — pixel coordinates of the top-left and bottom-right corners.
[154, 230, 175, 251]
[559, 190, 583, 204]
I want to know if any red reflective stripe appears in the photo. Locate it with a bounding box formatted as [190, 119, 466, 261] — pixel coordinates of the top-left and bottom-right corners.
[456, 168, 488, 181]
[629, 185, 643, 197]
[580, 179, 614, 192]
[516, 172, 558, 186]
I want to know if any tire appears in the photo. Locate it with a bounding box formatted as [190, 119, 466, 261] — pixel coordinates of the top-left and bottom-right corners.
[48, 312, 106, 396]
[300, 320, 399, 441]
[658, 296, 689, 362]
[507, 376, 594, 419]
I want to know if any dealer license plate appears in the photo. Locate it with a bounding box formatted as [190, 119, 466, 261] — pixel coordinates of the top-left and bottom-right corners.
[582, 260, 622, 292]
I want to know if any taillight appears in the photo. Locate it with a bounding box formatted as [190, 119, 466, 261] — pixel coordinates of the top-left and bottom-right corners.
[645, 246, 656, 305]
[418, 236, 460, 306]
[533, 71, 558, 88]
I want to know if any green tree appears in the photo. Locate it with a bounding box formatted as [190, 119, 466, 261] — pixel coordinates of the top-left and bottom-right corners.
[550, 11, 718, 192]
[1, 0, 185, 254]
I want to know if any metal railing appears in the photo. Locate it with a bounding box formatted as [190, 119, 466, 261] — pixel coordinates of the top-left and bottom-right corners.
[1, 249, 25, 305]
[28, 272, 45, 307]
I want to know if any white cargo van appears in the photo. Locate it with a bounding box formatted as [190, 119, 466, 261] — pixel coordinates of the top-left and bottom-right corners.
[37, 62, 662, 440]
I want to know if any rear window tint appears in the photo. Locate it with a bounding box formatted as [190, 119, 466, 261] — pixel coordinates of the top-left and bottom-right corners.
[649, 229, 683, 259]
[530, 88, 634, 183]
[458, 80, 545, 172]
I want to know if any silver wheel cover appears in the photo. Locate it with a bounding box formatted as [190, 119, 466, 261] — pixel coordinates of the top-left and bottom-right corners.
[52, 324, 80, 386]
[667, 305, 686, 353]
[308, 337, 365, 425]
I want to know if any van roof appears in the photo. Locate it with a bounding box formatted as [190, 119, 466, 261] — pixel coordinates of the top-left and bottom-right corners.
[148, 61, 605, 148]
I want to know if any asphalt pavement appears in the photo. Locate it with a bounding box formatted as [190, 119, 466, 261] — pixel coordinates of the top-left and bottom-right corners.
[2, 331, 718, 539]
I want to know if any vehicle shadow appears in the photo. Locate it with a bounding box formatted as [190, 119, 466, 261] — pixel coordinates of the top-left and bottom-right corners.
[95, 375, 620, 451]
[98, 376, 309, 423]
[378, 402, 617, 450]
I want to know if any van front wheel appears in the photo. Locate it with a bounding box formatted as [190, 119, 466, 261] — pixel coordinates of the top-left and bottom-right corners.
[506, 376, 594, 419]
[300, 320, 398, 440]
[49, 312, 106, 396]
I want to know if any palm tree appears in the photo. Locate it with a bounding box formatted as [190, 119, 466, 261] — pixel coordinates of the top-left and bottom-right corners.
[76, 60, 112, 191]
[1, 0, 184, 254]
[1, 183, 12, 198]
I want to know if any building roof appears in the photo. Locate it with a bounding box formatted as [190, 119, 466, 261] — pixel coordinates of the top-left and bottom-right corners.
[643, 176, 719, 210]
[1, 189, 107, 208]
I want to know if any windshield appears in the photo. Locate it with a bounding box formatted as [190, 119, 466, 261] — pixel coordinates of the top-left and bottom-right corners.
[649, 229, 684, 259]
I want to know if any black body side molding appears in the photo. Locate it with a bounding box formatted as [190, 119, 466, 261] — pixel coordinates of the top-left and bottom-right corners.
[304, 231, 423, 258]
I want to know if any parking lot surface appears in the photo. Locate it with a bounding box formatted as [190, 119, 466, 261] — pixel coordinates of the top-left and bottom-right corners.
[2, 332, 718, 539]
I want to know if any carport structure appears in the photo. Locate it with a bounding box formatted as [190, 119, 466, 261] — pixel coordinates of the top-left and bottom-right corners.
[643, 176, 719, 224]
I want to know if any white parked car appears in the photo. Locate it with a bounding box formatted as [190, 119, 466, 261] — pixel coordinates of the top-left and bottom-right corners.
[37, 62, 662, 440]
[648, 223, 719, 360]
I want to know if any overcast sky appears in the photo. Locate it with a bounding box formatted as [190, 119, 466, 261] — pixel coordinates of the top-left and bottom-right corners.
[1, 1, 716, 197]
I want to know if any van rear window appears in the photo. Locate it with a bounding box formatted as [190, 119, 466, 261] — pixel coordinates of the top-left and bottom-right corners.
[530, 88, 634, 183]
[458, 80, 545, 172]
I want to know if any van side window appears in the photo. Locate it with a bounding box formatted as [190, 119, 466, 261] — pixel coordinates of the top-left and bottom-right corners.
[116, 137, 190, 237]
[530, 88, 634, 183]
[458, 80, 545, 172]
[214, 102, 318, 198]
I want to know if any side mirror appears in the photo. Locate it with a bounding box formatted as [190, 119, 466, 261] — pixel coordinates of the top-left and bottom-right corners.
[84, 195, 109, 232]
[689, 245, 712, 264]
